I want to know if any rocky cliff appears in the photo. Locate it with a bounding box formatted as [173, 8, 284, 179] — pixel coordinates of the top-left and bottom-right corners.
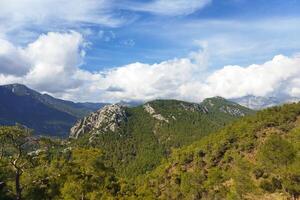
[70, 104, 127, 139]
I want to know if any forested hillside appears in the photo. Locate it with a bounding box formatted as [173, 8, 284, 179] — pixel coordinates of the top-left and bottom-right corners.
[1, 100, 299, 200]
[135, 103, 300, 199]
[71, 97, 253, 178]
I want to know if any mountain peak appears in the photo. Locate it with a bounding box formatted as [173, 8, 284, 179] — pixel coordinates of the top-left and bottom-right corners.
[201, 96, 253, 117]
[0, 83, 106, 136]
[201, 96, 239, 108]
[202, 96, 233, 103]
[70, 104, 128, 139]
[2, 83, 35, 96]
[3, 83, 30, 90]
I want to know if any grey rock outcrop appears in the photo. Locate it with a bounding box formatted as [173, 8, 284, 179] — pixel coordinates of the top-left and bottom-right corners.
[180, 102, 209, 113]
[70, 104, 127, 139]
[219, 106, 246, 117]
[143, 103, 169, 123]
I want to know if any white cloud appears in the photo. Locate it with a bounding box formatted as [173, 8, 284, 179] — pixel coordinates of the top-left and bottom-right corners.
[1, 31, 300, 103]
[0, 31, 209, 102]
[0, 0, 122, 36]
[180, 54, 300, 101]
[0, 39, 29, 75]
[0, 31, 85, 93]
[94, 53, 300, 103]
[123, 0, 212, 16]
[24, 32, 86, 92]
[0, 0, 212, 38]
[100, 57, 205, 101]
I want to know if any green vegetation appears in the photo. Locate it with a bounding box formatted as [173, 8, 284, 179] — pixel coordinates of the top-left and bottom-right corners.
[0, 126, 37, 200]
[73, 98, 252, 178]
[135, 103, 300, 199]
[1, 99, 299, 199]
[0, 126, 122, 200]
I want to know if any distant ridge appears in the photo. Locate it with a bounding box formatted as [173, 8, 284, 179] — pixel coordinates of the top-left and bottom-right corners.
[231, 95, 300, 110]
[0, 83, 107, 136]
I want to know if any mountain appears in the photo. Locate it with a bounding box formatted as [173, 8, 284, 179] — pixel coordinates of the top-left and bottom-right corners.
[70, 97, 254, 177]
[231, 95, 300, 110]
[134, 102, 300, 199]
[0, 84, 107, 136]
[1, 100, 299, 200]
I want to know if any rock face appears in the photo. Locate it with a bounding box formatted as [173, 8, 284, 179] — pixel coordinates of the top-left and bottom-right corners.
[219, 105, 246, 116]
[143, 103, 169, 123]
[180, 102, 209, 113]
[69, 97, 253, 139]
[70, 104, 127, 139]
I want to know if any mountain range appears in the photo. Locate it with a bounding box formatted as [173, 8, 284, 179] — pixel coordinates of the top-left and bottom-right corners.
[231, 95, 300, 110]
[0, 84, 106, 136]
[1, 84, 299, 199]
[70, 97, 254, 177]
[1, 83, 298, 138]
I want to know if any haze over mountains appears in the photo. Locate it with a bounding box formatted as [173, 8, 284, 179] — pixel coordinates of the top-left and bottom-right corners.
[231, 95, 300, 110]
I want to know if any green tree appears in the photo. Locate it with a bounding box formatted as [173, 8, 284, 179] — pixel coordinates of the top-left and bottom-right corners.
[0, 167, 13, 200]
[60, 148, 120, 200]
[0, 126, 35, 200]
[282, 160, 300, 199]
[258, 135, 296, 168]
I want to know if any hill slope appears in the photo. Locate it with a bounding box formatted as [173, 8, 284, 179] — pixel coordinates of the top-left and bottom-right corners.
[70, 97, 254, 177]
[0, 84, 106, 136]
[4, 99, 300, 200]
[135, 103, 300, 199]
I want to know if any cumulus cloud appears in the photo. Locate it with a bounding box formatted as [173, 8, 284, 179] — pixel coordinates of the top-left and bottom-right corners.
[123, 0, 212, 16]
[0, 39, 29, 75]
[1, 31, 300, 103]
[201, 55, 300, 98]
[0, 31, 209, 102]
[99, 56, 206, 101]
[0, 31, 85, 93]
[93, 53, 300, 102]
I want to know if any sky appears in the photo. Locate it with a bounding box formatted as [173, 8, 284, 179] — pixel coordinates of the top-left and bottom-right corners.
[1, 0, 300, 103]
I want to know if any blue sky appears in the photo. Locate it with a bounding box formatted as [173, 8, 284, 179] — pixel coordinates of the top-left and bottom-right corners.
[1, 0, 300, 102]
[82, 0, 300, 71]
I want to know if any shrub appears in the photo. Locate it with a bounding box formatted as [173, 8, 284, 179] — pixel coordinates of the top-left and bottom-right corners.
[260, 180, 275, 193]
